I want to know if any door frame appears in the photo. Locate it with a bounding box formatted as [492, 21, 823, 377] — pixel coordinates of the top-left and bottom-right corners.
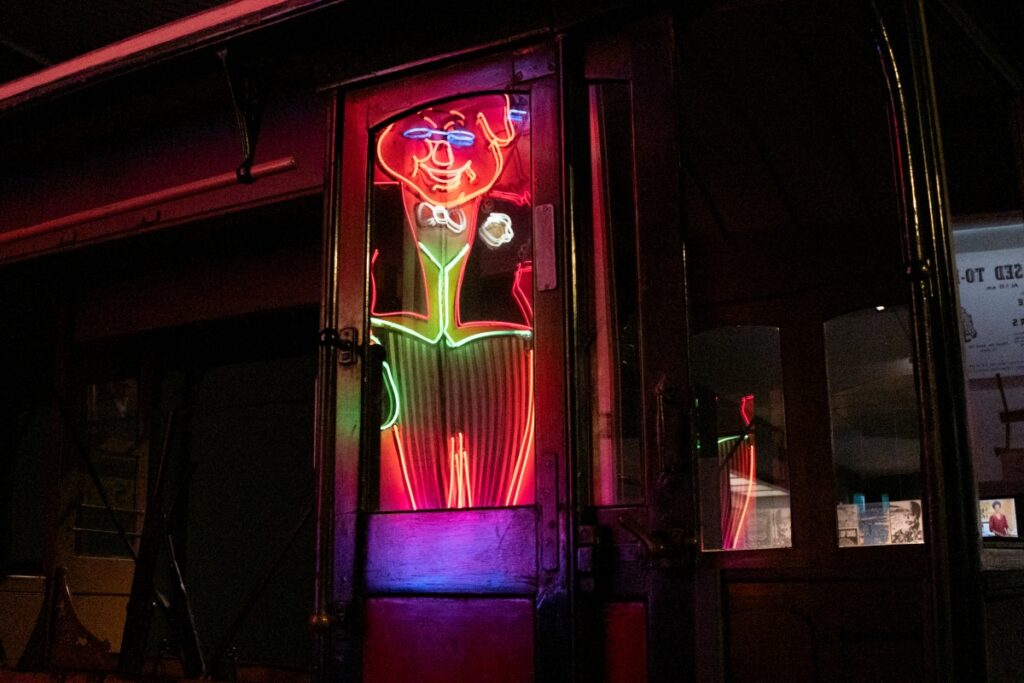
[312, 43, 571, 682]
[567, 13, 698, 682]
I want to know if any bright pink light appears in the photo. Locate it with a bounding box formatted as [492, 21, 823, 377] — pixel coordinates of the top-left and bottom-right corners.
[391, 424, 419, 511]
[504, 351, 536, 506]
[488, 190, 532, 206]
[370, 93, 534, 511]
[740, 394, 755, 426]
[512, 262, 534, 323]
[733, 395, 757, 548]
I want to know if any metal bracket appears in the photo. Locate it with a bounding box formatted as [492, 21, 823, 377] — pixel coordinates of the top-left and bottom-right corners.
[319, 327, 361, 366]
[218, 48, 265, 184]
[617, 513, 697, 569]
[905, 258, 932, 282]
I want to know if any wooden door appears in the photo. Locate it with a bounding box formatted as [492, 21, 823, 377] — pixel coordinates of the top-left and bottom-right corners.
[571, 15, 697, 682]
[314, 45, 568, 682]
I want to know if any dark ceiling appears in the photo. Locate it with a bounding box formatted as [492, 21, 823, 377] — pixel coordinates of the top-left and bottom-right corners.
[2, 0, 1023, 92]
[0, 1, 228, 85]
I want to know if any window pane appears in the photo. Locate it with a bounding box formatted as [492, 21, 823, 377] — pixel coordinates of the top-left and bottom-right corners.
[75, 378, 146, 558]
[826, 307, 923, 546]
[692, 326, 790, 550]
[370, 93, 535, 511]
[588, 82, 643, 506]
[953, 215, 1024, 540]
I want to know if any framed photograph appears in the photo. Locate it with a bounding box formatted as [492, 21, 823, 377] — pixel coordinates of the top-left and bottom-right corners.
[980, 498, 1018, 538]
[889, 500, 924, 544]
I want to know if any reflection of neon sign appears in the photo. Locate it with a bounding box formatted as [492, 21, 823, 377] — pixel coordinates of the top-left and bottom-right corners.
[720, 395, 758, 550]
[731, 395, 757, 549]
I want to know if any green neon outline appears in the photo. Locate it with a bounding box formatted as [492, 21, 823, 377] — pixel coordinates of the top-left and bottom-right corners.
[370, 316, 443, 344]
[371, 239, 532, 349]
[369, 333, 402, 430]
[380, 360, 401, 430]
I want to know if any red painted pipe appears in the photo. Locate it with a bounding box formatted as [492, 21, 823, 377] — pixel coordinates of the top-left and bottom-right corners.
[0, 155, 296, 246]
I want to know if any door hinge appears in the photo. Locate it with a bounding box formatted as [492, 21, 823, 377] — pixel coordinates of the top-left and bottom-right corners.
[319, 327, 361, 366]
[576, 524, 599, 592]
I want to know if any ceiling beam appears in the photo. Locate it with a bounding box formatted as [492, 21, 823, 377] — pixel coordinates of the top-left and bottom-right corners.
[0, 0, 341, 114]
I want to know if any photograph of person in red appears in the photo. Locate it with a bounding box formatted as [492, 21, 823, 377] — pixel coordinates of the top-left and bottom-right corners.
[989, 500, 1010, 537]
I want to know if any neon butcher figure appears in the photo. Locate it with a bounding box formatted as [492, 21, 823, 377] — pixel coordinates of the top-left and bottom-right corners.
[371, 94, 535, 510]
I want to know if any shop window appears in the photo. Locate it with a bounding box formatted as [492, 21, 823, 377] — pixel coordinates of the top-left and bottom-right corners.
[74, 377, 147, 558]
[587, 81, 644, 506]
[692, 326, 791, 551]
[370, 93, 536, 511]
[954, 214, 1024, 541]
[825, 307, 924, 546]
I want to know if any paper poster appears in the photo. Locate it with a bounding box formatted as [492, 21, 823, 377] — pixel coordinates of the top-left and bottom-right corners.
[956, 247, 1024, 379]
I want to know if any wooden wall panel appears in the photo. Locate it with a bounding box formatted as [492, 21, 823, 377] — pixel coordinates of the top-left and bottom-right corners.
[726, 579, 928, 682]
[364, 507, 537, 594]
[599, 602, 646, 683]
[363, 597, 534, 683]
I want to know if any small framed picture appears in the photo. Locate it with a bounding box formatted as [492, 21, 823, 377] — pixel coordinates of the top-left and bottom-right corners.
[980, 498, 1018, 538]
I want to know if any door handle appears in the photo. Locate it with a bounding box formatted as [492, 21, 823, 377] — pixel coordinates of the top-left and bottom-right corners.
[617, 513, 697, 567]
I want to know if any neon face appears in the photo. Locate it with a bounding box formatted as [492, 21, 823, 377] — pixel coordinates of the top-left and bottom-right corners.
[371, 92, 535, 511]
[377, 95, 520, 208]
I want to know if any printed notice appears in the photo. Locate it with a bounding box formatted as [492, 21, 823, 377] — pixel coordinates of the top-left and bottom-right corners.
[956, 247, 1024, 379]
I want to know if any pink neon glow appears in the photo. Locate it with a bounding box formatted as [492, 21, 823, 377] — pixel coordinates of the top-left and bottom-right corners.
[391, 424, 419, 511]
[446, 432, 474, 509]
[371, 92, 534, 511]
[512, 262, 534, 323]
[726, 394, 757, 550]
[451, 256, 532, 333]
[0, 0, 331, 108]
[488, 190, 532, 206]
[505, 351, 536, 506]
[740, 394, 755, 427]
[376, 94, 520, 208]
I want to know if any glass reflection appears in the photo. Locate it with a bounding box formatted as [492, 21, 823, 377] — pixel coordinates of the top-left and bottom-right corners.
[692, 326, 790, 550]
[826, 306, 923, 546]
[588, 82, 643, 506]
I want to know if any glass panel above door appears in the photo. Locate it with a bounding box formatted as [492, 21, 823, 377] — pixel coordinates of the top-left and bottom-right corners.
[825, 306, 924, 546]
[369, 93, 536, 511]
[692, 326, 791, 550]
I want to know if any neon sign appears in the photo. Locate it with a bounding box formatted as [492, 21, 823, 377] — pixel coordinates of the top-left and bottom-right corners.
[371, 93, 535, 511]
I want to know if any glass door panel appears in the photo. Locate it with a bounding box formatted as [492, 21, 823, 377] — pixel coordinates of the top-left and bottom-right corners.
[369, 93, 536, 511]
[825, 306, 924, 547]
[323, 46, 566, 681]
[692, 326, 791, 551]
